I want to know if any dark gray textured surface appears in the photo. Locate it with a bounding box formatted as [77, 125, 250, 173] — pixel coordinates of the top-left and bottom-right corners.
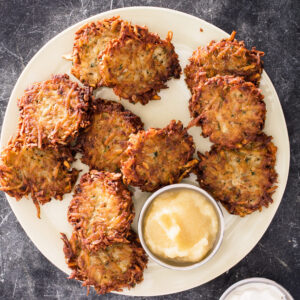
[0, 0, 299, 299]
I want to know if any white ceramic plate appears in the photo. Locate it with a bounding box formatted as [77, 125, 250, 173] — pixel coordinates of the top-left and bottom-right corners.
[0, 7, 290, 297]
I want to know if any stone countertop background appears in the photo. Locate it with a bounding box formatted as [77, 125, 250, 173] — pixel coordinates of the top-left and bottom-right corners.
[0, 0, 299, 299]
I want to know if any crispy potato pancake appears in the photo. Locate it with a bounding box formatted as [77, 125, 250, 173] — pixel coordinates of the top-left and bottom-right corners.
[61, 230, 148, 295]
[18, 74, 91, 147]
[71, 17, 123, 87]
[0, 137, 79, 218]
[68, 170, 134, 251]
[77, 99, 143, 172]
[99, 24, 181, 104]
[185, 31, 264, 91]
[189, 76, 266, 148]
[121, 120, 197, 192]
[197, 134, 277, 216]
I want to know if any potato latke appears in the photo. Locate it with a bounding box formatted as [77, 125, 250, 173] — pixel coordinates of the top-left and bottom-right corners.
[189, 76, 266, 148]
[99, 24, 181, 104]
[71, 17, 123, 87]
[197, 134, 277, 216]
[68, 170, 134, 251]
[76, 99, 143, 172]
[61, 230, 148, 295]
[0, 137, 79, 218]
[18, 74, 91, 147]
[185, 31, 264, 91]
[121, 120, 197, 192]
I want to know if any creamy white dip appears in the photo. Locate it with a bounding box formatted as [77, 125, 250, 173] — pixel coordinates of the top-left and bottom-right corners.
[224, 282, 287, 300]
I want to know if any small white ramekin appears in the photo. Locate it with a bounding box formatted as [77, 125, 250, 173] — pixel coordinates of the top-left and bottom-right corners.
[219, 277, 294, 300]
[137, 183, 224, 270]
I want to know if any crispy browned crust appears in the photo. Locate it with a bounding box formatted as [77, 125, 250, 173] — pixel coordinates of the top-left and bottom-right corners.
[61, 230, 148, 295]
[17, 74, 91, 148]
[71, 16, 123, 87]
[68, 170, 134, 251]
[185, 31, 264, 91]
[99, 24, 181, 104]
[189, 76, 266, 148]
[76, 99, 144, 172]
[196, 134, 278, 216]
[121, 120, 198, 192]
[0, 136, 79, 218]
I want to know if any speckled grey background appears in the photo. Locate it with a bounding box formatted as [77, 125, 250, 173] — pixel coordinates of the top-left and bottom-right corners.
[0, 0, 299, 299]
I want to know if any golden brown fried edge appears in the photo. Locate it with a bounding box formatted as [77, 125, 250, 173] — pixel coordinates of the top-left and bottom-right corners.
[121, 120, 198, 192]
[71, 16, 123, 87]
[18, 74, 91, 148]
[196, 134, 278, 216]
[61, 230, 148, 295]
[99, 24, 181, 104]
[68, 170, 134, 251]
[0, 136, 79, 218]
[184, 31, 264, 91]
[76, 99, 144, 172]
[188, 75, 266, 148]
